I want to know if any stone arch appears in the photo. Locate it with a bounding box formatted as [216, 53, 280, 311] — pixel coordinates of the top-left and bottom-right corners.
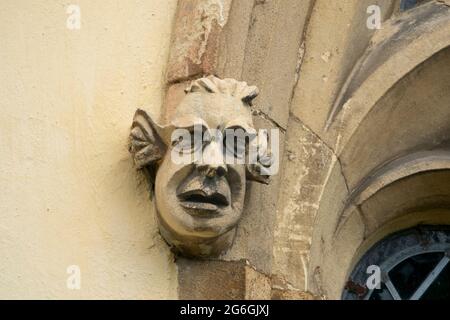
[308, 2, 450, 299]
[325, 1, 450, 153]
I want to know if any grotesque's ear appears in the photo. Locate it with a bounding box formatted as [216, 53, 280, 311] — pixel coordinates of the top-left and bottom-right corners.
[246, 131, 274, 185]
[129, 109, 167, 182]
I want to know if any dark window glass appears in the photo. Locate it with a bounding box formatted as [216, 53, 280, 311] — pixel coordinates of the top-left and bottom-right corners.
[421, 263, 450, 300]
[388, 252, 444, 299]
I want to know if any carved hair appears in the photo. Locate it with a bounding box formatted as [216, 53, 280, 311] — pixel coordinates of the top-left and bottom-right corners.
[185, 75, 259, 106]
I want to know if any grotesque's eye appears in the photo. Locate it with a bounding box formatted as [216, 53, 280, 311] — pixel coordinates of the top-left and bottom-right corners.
[171, 126, 205, 154]
[223, 127, 248, 159]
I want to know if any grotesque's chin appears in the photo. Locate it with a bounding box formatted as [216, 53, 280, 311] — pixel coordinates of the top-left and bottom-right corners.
[157, 213, 238, 258]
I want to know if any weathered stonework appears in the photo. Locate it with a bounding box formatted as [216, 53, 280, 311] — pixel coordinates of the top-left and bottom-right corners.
[166, 0, 232, 83]
[272, 116, 335, 291]
[177, 259, 271, 299]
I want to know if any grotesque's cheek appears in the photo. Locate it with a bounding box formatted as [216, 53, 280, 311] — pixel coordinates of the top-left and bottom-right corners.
[153, 155, 198, 235]
[226, 164, 247, 211]
[156, 153, 193, 200]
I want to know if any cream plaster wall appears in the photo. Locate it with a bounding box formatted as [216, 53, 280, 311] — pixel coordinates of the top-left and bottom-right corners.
[0, 0, 178, 299]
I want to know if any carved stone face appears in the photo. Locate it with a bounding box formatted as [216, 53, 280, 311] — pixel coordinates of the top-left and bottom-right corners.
[129, 76, 272, 258]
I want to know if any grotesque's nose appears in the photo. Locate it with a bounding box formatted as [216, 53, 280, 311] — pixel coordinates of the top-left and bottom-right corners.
[197, 141, 227, 178]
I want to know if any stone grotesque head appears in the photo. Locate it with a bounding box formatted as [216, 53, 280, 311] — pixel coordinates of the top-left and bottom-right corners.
[129, 76, 274, 258]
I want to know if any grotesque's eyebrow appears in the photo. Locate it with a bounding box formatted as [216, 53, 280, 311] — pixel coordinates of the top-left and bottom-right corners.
[224, 120, 256, 135]
[171, 117, 209, 132]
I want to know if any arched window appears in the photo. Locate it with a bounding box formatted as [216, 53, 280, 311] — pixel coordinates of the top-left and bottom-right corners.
[343, 227, 450, 300]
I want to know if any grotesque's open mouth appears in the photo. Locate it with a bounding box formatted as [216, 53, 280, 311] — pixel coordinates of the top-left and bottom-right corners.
[178, 189, 230, 213]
